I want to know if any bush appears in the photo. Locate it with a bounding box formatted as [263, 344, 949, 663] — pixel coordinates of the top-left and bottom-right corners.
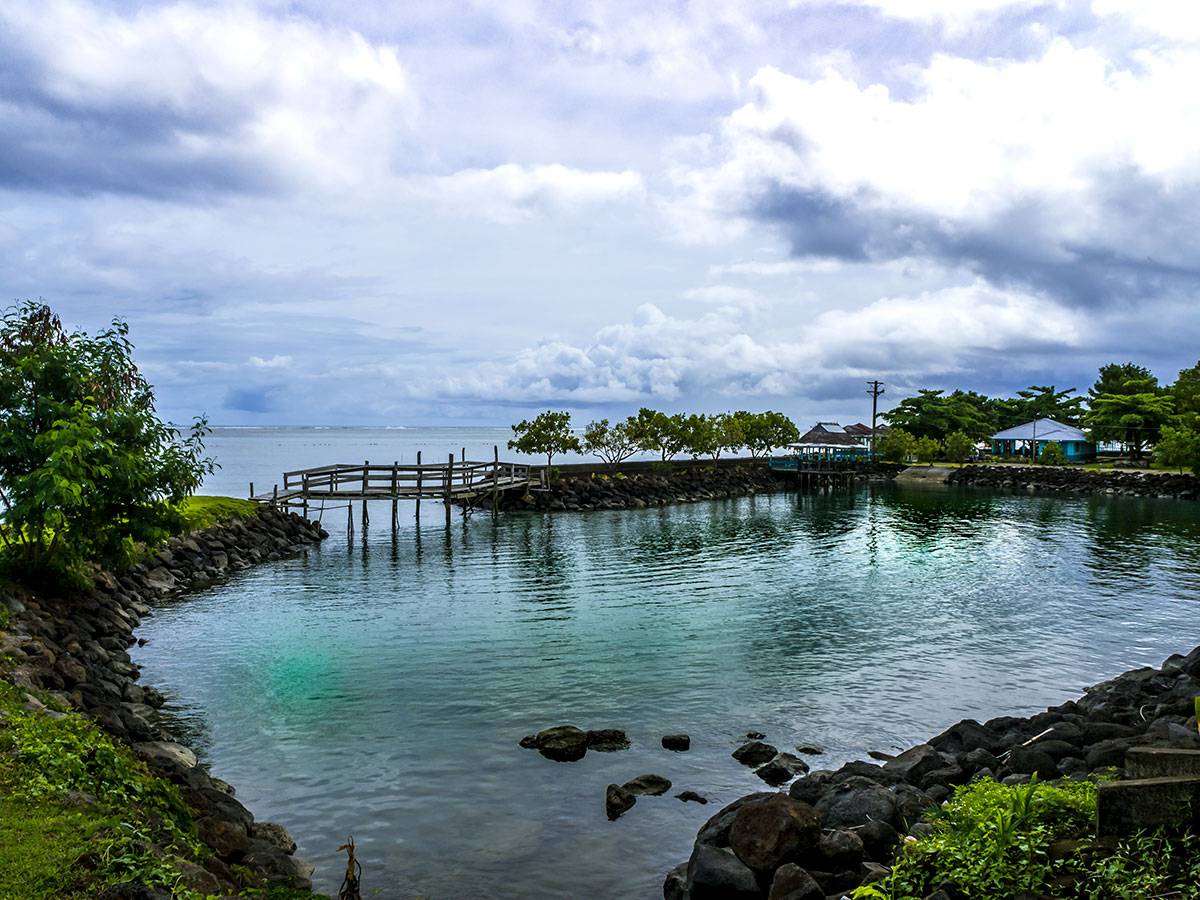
[914, 435, 941, 464]
[0, 302, 214, 588]
[1039, 442, 1067, 466]
[879, 428, 916, 463]
[943, 431, 975, 464]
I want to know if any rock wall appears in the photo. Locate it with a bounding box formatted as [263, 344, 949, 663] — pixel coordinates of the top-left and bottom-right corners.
[0, 505, 327, 895]
[495, 462, 901, 514]
[666, 645, 1200, 900]
[947, 464, 1200, 499]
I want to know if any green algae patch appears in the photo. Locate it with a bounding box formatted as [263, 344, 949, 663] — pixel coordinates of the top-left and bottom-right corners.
[177, 495, 260, 532]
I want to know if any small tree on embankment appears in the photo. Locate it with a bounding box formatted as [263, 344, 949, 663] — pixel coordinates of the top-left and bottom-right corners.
[508, 410, 582, 467]
[0, 301, 214, 589]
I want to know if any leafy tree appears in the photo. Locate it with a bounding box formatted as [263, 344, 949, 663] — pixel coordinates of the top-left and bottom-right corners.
[0, 302, 213, 586]
[678, 413, 721, 459]
[508, 409, 581, 466]
[884, 390, 993, 441]
[582, 418, 638, 469]
[1038, 441, 1067, 466]
[733, 410, 799, 458]
[943, 431, 975, 464]
[1172, 361, 1200, 416]
[1155, 424, 1200, 474]
[914, 435, 940, 464]
[1011, 385, 1085, 426]
[625, 408, 686, 461]
[712, 412, 744, 459]
[1090, 362, 1157, 402]
[879, 428, 916, 463]
[1084, 378, 1174, 460]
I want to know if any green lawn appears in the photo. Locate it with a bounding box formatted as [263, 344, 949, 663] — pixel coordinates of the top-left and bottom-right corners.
[176, 495, 259, 532]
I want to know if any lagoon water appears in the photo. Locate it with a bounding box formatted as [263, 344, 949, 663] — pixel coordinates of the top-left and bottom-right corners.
[134, 428, 1200, 898]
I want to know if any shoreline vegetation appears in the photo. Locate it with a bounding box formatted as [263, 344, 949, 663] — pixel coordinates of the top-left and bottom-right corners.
[664, 641, 1200, 900]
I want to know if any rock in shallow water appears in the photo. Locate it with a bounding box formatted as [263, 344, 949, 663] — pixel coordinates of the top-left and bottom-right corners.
[677, 790, 709, 804]
[623, 773, 672, 796]
[586, 728, 631, 752]
[755, 751, 809, 785]
[732, 739, 778, 767]
[525, 725, 590, 761]
[606, 783, 636, 820]
[662, 733, 691, 751]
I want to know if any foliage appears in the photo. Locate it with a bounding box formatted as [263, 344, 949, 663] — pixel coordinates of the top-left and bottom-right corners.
[678, 413, 720, 459]
[1173, 360, 1200, 416]
[176, 495, 259, 532]
[582, 418, 639, 469]
[1038, 441, 1067, 466]
[884, 390, 994, 441]
[1090, 362, 1157, 401]
[914, 435, 940, 464]
[713, 412, 745, 458]
[732, 410, 799, 458]
[879, 428, 916, 463]
[1084, 379, 1174, 459]
[0, 301, 215, 588]
[1155, 423, 1200, 473]
[625, 408, 687, 461]
[853, 777, 1096, 899]
[943, 431, 975, 464]
[992, 385, 1086, 429]
[507, 409, 581, 466]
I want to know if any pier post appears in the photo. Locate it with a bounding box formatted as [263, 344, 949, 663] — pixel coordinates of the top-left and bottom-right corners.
[492, 444, 499, 518]
[445, 453, 454, 526]
[391, 460, 398, 530]
[347, 500, 353, 535]
[249, 481, 255, 500]
[362, 460, 369, 528]
[416, 450, 422, 522]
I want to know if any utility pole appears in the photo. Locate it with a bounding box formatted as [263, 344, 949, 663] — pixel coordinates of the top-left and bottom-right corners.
[867, 380, 885, 459]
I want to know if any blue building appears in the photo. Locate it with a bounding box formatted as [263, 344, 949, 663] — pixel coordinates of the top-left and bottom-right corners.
[991, 418, 1095, 462]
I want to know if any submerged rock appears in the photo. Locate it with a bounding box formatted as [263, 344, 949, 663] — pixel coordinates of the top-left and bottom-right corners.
[586, 728, 631, 752]
[732, 740, 778, 767]
[623, 773, 672, 796]
[677, 790, 709, 804]
[606, 783, 636, 820]
[662, 733, 691, 751]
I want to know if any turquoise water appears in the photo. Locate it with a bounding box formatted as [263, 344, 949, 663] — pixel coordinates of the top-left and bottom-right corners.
[137, 448, 1200, 898]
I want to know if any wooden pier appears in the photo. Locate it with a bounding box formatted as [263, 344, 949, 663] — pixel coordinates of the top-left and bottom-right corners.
[250, 449, 541, 528]
[767, 457, 863, 488]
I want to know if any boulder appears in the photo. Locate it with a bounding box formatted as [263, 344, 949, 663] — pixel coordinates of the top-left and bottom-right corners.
[663, 862, 688, 900]
[133, 741, 197, 770]
[530, 725, 590, 762]
[696, 793, 776, 847]
[251, 822, 297, 855]
[815, 776, 898, 830]
[857, 819, 900, 862]
[732, 740, 778, 767]
[1006, 746, 1058, 779]
[586, 728, 631, 752]
[756, 752, 810, 786]
[663, 733, 691, 751]
[624, 774, 673, 796]
[817, 828, 864, 871]
[687, 844, 760, 900]
[728, 794, 822, 872]
[883, 744, 944, 784]
[606, 784, 636, 820]
[768, 863, 824, 900]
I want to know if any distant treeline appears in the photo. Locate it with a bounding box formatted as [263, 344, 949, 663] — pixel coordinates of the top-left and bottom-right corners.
[507, 409, 799, 467]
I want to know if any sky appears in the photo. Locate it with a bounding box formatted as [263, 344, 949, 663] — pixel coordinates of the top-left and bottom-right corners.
[1, 0, 1198, 426]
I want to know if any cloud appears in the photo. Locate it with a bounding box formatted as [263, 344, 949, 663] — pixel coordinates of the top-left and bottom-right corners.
[0, 0, 414, 199]
[667, 39, 1200, 306]
[414, 164, 645, 223]
[432, 282, 1090, 406]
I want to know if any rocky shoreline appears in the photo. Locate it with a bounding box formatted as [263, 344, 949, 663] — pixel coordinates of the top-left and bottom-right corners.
[665, 645, 1200, 900]
[947, 464, 1200, 499]
[0, 504, 328, 896]
[494, 461, 901, 514]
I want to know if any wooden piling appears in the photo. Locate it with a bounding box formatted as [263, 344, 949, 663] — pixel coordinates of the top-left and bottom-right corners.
[362, 460, 369, 528]
[391, 460, 398, 529]
[491, 445, 500, 517]
[445, 453, 453, 525]
[415, 451, 422, 522]
[249, 481, 255, 500]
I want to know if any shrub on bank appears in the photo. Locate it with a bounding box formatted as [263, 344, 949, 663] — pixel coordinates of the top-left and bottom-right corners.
[853, 776, 1200, 899]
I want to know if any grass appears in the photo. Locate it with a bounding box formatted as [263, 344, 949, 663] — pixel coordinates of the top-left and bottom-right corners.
[0, 676, 322, 899]
[175, 495, 259, 532]
[854, 776, 1200, 899]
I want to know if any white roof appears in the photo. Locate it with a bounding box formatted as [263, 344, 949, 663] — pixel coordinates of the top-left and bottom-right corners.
[992, 418, 1088, 442]
[815, 422, 845, 433]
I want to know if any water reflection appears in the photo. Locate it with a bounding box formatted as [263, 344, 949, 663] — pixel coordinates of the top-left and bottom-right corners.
[133, 486, 1200, 899]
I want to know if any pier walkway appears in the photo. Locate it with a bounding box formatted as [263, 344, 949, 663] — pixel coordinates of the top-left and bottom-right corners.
[250, 450, 542, 527]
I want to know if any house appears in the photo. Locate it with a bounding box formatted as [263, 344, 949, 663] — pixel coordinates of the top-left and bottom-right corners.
[991, 418, 1095, 462]
[787, 422, 872, 461]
